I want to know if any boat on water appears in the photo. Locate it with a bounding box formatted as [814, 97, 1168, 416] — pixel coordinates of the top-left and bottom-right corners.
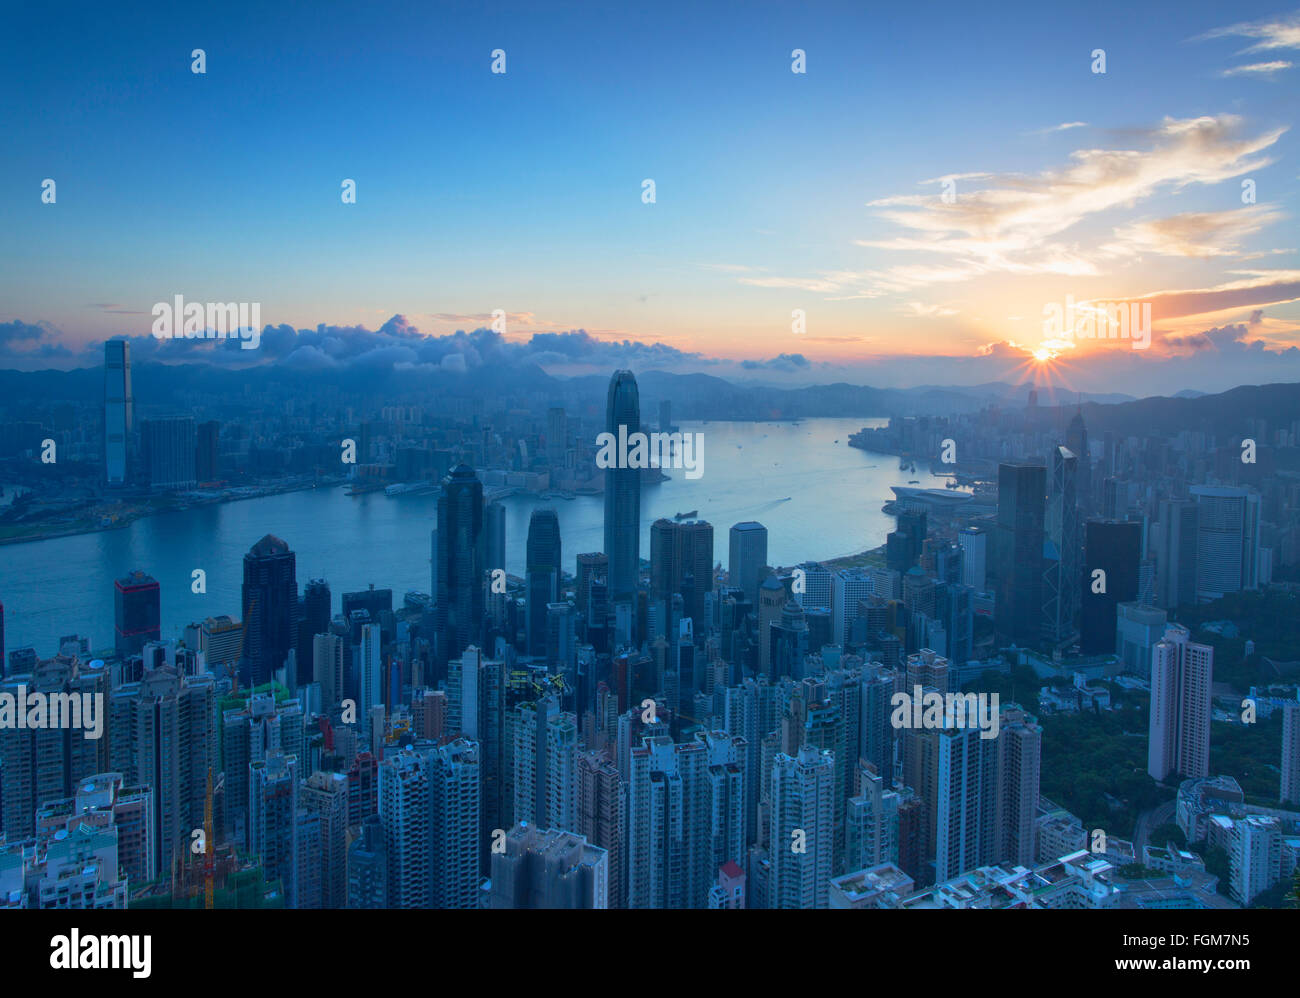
[908, 479, 919, 484]
[347, 482, 385, 496]
[778, 496, 792, 502]
[385, 482, 439, 497]
[674, 509, 698, 520]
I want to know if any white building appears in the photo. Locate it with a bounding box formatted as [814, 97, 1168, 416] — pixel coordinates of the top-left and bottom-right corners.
[1148, 624, 1213, 781]
[1230, 815, 1282, 906]
[769, 744, 835, 909]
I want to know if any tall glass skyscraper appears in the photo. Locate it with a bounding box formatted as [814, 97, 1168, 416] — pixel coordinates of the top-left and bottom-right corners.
[104, 340, 132, 485]
[1080, 519, 1141, 654]
[114, 569, 160, 659]
[526, 509, 562, 657]
[728, 521, 768, 607]
[241, 535, 300, 688]
[603, 370, 641, 612]
[1043, 445, 1079, 648]
[436, 464, 484, 671]
[482, 500, 506, 575]
[993, 462, 1045, 649]
[1190, 486, 1262, 601]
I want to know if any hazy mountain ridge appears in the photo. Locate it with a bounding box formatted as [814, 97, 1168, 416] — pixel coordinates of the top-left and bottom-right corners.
[1, 364, 1296, 430]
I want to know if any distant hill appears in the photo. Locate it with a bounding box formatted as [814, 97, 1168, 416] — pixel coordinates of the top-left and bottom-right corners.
[2, 363, 1296, 429]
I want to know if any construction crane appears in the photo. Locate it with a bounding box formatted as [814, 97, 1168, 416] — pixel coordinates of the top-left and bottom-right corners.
[204, 769, 214, 909]
[203, 768, 225, 909]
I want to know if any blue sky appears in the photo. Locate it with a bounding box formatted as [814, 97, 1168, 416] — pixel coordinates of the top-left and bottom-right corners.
[2, 0, 1298, 395]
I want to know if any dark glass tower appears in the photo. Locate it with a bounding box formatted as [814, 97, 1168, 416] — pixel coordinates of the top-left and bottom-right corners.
[483, 500, 507, 574]
[298, 578, 332, 686]
[241, 535, 299, 687]
[436, 464, 484, 671]
[603, 370, 641, 610]
[114, 569, 160, 659]
[1080, 519, 1141, 654]
[993, 462, 1045, 649]
[727, 521, 768, 608]
[526, 509, 562, 657]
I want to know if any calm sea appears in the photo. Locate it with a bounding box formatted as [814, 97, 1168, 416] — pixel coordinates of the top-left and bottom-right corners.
[0, 417, 956, 655]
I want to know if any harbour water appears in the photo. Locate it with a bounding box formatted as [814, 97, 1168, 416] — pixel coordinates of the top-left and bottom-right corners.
[0, 417, 955, 655]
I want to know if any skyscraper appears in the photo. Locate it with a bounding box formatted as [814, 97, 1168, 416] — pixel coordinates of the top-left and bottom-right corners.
[104, 339, 132, 486]
[107, 668, 217, 877]
[1153, 498, 1198, 609]
[575, 551, 608, 640]
[114, 570, 160, 659]
[757, 575, 787, 678]
[298, 578, 332, 687]
[650, 517, 714, 632]
[512, 696, 578, 833]
[378, 748, 430, 908]
[482, 499, 506, 576]
[526, 509, 562, 657]
[241, 535, 299, 688]
[576, 750, 626, 908]
[728, 521, 768, 607]
[489, 823, 609, 909]
[927, 704, 999, 883]
[1282, 701, 1300, 808]
[1115, 602, 1168, 680]
[1080, 519, 1141, 655]
[957, 527, 987, 592]
[436, 464, 484, 671]
[1148, 624, 1213, 781]
[886, 509, 927, 575]
[2, 658, 111, 840]
[993, 462, 1045, 649]
[428, 737, 482, 908]
[347, 815, 388, 908]
[195, 419, 220, 482]
[1042, 445, 1079, 648]
[603, 370, 641, 614]
[996, 706, 1042, 869]
[356, 622, 383, 740]
[1229, 815, 1282, 906]
[546, 406, 567, 465]
[250, 751, 300, 906]
[1190, 486, 1262, 602]
[140, 416, 197, 491]
[446, 645, 504, 845]
[300, 770, 348, 908]
[769, 744, 835, 909]
[627, 735, 712, 908]
[1065, 407, 1091, 514]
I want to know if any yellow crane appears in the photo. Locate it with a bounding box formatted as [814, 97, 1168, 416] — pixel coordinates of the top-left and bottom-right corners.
[204, 769, 214, 909]
[203, 769, 224, 909]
